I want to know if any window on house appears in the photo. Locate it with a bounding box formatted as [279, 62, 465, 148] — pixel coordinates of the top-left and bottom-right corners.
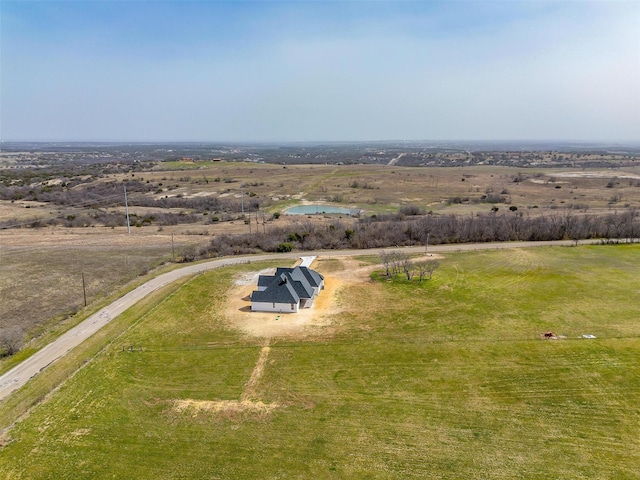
[273, 303, 276, 308]
[291, 303, 295, 310]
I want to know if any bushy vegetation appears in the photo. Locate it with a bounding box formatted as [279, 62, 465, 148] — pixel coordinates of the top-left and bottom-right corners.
[0, 176, 265, 229]
[191, 210, 640, 258]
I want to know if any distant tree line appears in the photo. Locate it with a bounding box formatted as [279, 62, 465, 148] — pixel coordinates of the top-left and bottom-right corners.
[181, 209, 639, 261]
[0, 177, 265, 229]
[0, 178, 261, 213]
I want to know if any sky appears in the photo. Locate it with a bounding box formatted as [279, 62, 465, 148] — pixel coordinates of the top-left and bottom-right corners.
[1, 1, 639, 143]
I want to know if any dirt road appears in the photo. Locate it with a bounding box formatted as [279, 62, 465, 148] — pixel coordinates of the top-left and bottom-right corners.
[0, 239, 594, 402]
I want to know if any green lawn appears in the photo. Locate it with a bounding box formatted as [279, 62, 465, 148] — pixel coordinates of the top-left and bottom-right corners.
[1, 245, 639, 479]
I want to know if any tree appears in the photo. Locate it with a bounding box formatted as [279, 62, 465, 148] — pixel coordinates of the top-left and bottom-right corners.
[416, 259, 440, 281]
[426, 259, 440, 279]
[416, 262, 429, 281]
[402, 257, 415, 280]
[379, 250, 410, 277]
[379, 250, 392, 276]
[0, 326, 23, 357]
[390, 251, 409, 276]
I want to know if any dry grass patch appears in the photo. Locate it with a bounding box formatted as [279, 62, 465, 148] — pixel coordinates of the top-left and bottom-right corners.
[172, 399, 279, 418]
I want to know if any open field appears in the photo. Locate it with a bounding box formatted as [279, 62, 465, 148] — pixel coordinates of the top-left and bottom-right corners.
[1, 245, 638, 479]
[4, 163, 640, 226]
[2, 161, 639, 357]
[0, 228, 213, 364]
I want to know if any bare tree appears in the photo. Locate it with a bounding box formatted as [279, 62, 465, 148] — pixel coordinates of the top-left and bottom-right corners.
[402, 256, 415, 280]
[379, 250, 392, 276]
[390, 251, 409, 276]
[415, 259, 440, 281]
[416, 262, 430, 282]
[0, 326, 23, 357]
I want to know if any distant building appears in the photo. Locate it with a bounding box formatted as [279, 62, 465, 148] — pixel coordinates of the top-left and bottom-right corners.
[250, 266, 324, 313]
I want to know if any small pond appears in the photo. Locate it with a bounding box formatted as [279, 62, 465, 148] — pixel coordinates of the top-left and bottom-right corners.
[285, 205, 360, 215]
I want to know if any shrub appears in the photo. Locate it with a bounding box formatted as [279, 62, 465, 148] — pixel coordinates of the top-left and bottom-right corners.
[399, 205, 423, 216]
[277, 242, 294, 252]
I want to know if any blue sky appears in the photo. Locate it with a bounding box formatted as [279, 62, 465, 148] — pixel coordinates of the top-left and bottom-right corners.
[1, 1, 638, 142]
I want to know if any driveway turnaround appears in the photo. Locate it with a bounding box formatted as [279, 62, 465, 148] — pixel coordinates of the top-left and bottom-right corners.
[0, 240, 592, 402]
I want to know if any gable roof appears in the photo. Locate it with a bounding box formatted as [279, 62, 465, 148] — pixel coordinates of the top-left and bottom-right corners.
[298, 266, 324, 288]
[251, 273, 300, 304]
[251, 266, 322, 305]
[274, 266, 323, 288]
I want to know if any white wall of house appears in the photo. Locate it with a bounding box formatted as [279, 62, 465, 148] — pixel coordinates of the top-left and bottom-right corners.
[300, 297, 315, 308]
[251, 301, 299, 313]
[311, 283, 324, 295]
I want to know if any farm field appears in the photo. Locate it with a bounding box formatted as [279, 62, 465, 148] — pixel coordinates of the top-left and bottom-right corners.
[1, 245, 638, 479]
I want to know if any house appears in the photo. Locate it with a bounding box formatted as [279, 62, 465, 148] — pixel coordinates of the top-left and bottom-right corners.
[250, 266, 324, 313]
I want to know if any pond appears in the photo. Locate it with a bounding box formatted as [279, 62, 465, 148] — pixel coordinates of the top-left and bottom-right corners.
[285, 205, 360, 215]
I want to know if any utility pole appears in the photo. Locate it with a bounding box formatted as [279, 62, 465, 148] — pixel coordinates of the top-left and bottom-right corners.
[171, 233, 175, 258]
[124, 186, 131, 234]
[81, 271, 87, 307]
[240, 183, 244, 214]
[425, 233, 430, 255]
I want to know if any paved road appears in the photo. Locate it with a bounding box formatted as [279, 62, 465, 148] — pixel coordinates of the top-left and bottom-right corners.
[0, 240, 593, 402]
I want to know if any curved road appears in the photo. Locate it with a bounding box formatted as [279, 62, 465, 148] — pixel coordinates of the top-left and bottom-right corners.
[0, 240, 592, 402]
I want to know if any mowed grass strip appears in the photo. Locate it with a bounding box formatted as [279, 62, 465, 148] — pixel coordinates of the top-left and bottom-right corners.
[1, 246, 639, 479]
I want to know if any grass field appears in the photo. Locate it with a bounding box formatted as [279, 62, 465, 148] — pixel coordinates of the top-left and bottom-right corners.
[0, 229, 212, 367]
[2, 161, 639, 363]
[1, 245, 639, 479]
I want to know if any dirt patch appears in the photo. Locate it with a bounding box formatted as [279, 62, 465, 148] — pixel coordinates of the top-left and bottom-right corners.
[224, 257, 378, 339]
[172, 399, 278, 417]
[234, 268, 276, 286]
[241, 342, 271, 402]
[554, 171, 640, 180]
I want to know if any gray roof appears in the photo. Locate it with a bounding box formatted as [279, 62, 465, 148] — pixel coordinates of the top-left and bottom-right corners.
[257, 275, 273, 288]
[299, 266, 324, 288]
[274, 266, 324, 288]
[251, 266, 322, 305]
[251, 273, 300, 304]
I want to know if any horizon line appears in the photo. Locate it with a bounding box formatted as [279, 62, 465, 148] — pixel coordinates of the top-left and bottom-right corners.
[2, 139, 640, 146]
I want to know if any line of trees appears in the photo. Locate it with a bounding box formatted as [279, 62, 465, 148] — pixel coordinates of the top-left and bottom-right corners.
[190, 209, 639, 260]
[0, 210, 205, 230]
[379, 250, 440, 281]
